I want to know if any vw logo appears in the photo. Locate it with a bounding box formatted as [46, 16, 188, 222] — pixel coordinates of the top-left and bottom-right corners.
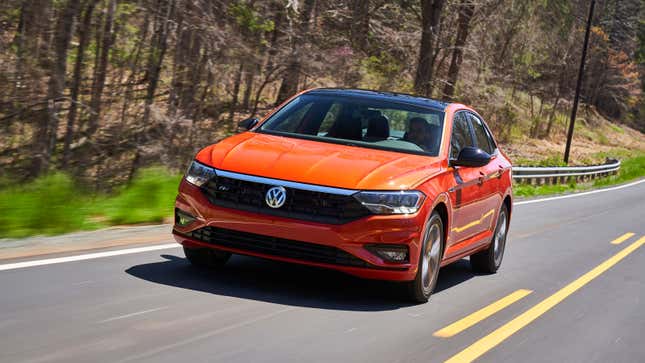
[265, 186, 287, 208]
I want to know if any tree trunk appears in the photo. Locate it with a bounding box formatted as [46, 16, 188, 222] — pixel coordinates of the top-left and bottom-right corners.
[349, 0, 369, 52]
[33, 0, 79, 175]
[192, 68, 213, 123]
[23, 0, 53, 177]
[167, 20, 184, 116]
[250, 4, 283, 113]
[141, 0, 174, 128]
[252, 66, 279, 116]
[87, 0, 116, 136]
[529, 93, 541, 138]
[276, 58, 300, 105]
[544, 95, 561, 139]
[414, 0, 446, 97]
[275, 0, 316, 105]
[131, 0, 175, 180]
[12, 1, 28, 95]
[264, 2, 283, 76]
[15, 0, 52, 91]
[442, 1, 474, 100]
[63, 0, 98, 168]
[119, 11, 150, 127]
[228, 62, 244, 123]
[181, 30, 203, 112]
[242, 65, 255, 110]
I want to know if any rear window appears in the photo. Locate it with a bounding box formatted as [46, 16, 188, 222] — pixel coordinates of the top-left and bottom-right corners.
[259, 94, 445, 156]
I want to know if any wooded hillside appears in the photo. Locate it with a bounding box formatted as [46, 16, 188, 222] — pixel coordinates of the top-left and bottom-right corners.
[0, 0, 643, 189]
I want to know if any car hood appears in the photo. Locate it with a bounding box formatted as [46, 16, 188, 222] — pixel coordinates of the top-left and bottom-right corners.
[196, 132, 444, 190]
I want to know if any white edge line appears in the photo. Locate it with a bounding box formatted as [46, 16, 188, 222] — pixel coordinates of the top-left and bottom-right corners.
[0, 243, 178, 272]
[515, 178, 645, 206]
[97, 306, 168, 324]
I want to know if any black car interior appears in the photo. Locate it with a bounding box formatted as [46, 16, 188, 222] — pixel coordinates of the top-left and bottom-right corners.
[261, 94, 445, 155]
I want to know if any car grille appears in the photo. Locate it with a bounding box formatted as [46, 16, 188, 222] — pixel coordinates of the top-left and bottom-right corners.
[183, 226, 371, 268]
[200, 175, 371, 224]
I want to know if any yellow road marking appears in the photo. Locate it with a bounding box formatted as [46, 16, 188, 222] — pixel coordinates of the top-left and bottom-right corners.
[445, 235, 645, 363]
[610, 232, 635, 245]
[434, 289, 532, 338]
[452, 209, 495, 233]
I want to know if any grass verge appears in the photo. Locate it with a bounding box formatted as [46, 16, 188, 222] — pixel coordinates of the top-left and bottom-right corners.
[0, 168, 181, 239]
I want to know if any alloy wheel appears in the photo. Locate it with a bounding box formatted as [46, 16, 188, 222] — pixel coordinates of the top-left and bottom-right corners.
[421, 221, 442, 290]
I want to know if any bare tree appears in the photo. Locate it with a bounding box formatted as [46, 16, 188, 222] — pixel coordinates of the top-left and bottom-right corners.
[32, 0, 79, 176]
[87, 0, 116, 137]
[442, 1, 475, 100]
[63, 0, 99, 167]
[275, 0, 316, 104]
[414, 0, 446, 97]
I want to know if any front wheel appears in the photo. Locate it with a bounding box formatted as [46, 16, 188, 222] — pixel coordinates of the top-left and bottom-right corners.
[184, 246, 231, 268]
[405, 211, 444, 303]
[471, 204, 508, 273]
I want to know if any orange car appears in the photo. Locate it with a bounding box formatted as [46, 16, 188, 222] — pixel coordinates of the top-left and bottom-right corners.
[173, 89, 513, 302]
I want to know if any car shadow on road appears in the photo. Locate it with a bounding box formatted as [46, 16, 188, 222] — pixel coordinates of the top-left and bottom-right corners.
[125, 254, 476, 312]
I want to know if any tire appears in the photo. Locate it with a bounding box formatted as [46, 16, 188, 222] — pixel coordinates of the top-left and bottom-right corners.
[183, 246, 231, 268]
[471, 204, 508, 273]
[405, 211, 444, 303]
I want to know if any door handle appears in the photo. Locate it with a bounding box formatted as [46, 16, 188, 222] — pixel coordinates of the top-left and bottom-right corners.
[497, 165, 504, 178]
[478, 171, 485, 185]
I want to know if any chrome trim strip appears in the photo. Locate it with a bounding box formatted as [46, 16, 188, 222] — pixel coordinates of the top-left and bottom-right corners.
[215, 169, 358, 196]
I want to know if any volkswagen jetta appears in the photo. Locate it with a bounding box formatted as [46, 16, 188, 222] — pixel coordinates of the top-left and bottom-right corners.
[173, 88, 513, 302]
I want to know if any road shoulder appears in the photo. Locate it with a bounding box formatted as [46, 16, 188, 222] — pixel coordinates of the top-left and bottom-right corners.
[0, 224, 174, 261]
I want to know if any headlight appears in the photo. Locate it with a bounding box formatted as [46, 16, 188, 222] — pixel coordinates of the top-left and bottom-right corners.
[353, 191, 425, 214]
[185, 160, 216, 186]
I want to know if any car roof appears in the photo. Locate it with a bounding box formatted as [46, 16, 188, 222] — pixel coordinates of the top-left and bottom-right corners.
[305, 88, 449, 111]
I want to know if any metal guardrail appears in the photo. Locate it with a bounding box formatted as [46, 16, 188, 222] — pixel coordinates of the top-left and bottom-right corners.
[512, 159, 620, 185]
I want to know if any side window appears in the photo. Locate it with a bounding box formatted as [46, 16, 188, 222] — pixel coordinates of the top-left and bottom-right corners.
[450, 112, 474, 160]
[469, 113, 494, 154]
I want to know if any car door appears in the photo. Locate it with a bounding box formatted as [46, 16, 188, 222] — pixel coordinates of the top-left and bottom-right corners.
[446, 111, 497, 255]
[467, 112, 504, 232]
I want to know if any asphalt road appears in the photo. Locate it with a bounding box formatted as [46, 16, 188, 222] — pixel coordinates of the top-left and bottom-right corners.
[1, 180, 644, 363]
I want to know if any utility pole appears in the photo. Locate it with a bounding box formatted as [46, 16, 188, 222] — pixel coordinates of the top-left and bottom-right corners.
[564, 0, 595, 164]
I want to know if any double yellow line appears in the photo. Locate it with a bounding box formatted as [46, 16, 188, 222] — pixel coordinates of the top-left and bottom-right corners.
[439, 233, 644, 363]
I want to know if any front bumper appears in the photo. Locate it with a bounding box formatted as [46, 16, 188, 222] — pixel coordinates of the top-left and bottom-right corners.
[173, 179, 427, 281]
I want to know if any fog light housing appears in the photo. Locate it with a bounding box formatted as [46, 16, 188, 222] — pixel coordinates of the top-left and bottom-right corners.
[365, 244, 409, 263]
[175, 208, 196, 226]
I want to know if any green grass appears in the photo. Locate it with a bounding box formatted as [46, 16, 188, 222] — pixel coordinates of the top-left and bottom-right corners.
[513, 154, 568, 167]
[514, 181, 579, 198]
[593, 154, 645, 187]
[0, 173, 94, 238]
[0, 168, 181, 239]
[93, 168, 182, 225]
[608, 123, 624, 134]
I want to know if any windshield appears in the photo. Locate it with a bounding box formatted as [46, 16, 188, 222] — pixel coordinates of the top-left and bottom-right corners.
[259, 94, 445, 156]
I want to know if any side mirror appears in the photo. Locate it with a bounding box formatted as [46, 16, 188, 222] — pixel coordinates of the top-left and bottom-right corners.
[451, 146, 491, 167]
[238, 117, 259, 131]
